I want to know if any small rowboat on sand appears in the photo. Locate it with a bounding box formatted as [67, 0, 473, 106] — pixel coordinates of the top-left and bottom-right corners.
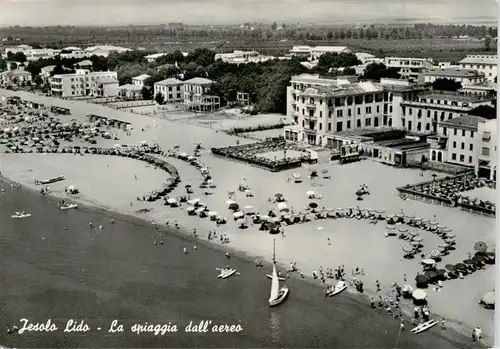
[411, 319, 439, 334]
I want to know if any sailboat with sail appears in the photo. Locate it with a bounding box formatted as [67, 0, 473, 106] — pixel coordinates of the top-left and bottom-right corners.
[269, 239, 289, 307]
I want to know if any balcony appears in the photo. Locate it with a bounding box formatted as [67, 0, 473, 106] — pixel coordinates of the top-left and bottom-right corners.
[305, 103, 316, 109]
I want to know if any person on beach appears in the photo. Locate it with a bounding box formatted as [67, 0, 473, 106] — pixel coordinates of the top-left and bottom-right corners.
[193, 245, 197, 251]
[153, 238, 157, 245]
[225, 252, 230, 259]
[327, 238, 331, 246]
[160, 240, 164, 245]
[440, 319, 446, 330]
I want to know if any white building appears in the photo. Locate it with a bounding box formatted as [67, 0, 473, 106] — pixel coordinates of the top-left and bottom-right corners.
[183, 77, 220, 112]
[60, 50, 93, 59]
[84, 45, 132, 58]
[459, 81, 497, 98]
[383, 57, 434, 81]
[435, 114, 486, 167]
[50, 69, 118, 98]
[3, 44, 32, 56]
[283, 73, 427, 147]
[354, 52, 377, 63]
[215, 50, 273, 64]
[132, 74, 151, 87]
[289, 46, 352, 61]
[459, 55, 497, 82]
[40, 65, 56, 81]
[3, 46, 61, 61]
[0, 69, 32, 85]
[154, 78, 184, 103]
[400, 92, 493, 134]
[145, 53, 169, 63]
[476, 119, 498, 180]
[424, 67, 485, 86]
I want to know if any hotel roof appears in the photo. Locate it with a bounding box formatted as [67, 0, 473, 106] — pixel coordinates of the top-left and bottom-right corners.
[459, 55, 498, 65]
[155, 78, 183, 86]
[439, 114, 487, 129]
[425, 67, 483, 78]
[118, 84, 142, 91]
[184, 77, 213, 85]
[418, 92, 492, 103]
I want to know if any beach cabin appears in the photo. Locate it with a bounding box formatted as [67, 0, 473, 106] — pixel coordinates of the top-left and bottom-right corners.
[86, 114, 108, 126]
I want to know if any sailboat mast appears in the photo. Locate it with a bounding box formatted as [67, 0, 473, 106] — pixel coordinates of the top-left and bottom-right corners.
[273, 238, 276, 263]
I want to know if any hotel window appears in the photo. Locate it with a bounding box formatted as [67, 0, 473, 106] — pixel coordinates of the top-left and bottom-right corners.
[443, 127, 447, 136]
[449, 113, 453, 120]
[469, 144, 473, 151]
[461, 142, 465, 150]
[329, 111, 332, 118]
[482, 147, 490, 156]
[452, 153, 457, 160]
[336, 121, 343, 132]
[337, 110, 343, 117]
[425, 123, 430, 131]
[347, 120, 351, 129]
[319, 123, 322, 131]
[357, 120, 361, 128]
[348, 109, 352, 117]
[462, 130, 465, 137]
[366, 106, 372, 114]
[452, 141, 457, 148]
[389, 106, 392, 113]
[328, 123, 331, 131]
[470, 131, 474, 138]
[365, 118, 371, 126]
[454, 129, 457, 136]
[409, 108, 412, 115]
[376, 106, 380, 113]
[482, 132, 491, 141]
[320, 111, 322, 117]
[460, 154, 465, 162]
[357, 107, 361, 115]
[434, 111, 438, 120]
[441, 112, 445, 121]
[469, 156, 473, 163]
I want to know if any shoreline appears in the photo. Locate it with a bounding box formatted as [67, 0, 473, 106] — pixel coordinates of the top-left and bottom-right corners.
[0, 171, 491, 347]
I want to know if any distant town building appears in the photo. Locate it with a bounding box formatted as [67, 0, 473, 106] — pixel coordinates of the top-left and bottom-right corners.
[84, 45, 132, 58]
[435, 114, 487, 167]
[132, 74, 151, 87]
[153, 78, 184, 103]
[74, 60, 93, 69]
[383, 57, 434, 82]
[459, 81, 497, 98]
[424, 67, 485, 86]
[215, 50, 272, 64]
[289, 46, 352, 61]
[167, 22, 184, 29]
[50, 69, 118, 98]
[145, 53, 169, 63]
[3, 44, 33, 56]
[458, 55, 498, 82]
[476, 119, 497, 180]
[60, 50, 93, 59]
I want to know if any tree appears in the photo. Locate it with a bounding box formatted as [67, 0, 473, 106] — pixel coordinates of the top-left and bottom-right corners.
[154, 92, 164, 105]
[271, 22, 277, 31]
[468, 105, 497, 120]
[141, 86, 153, 100]
[12, 52, 27, 63]
[362, 63, 400, 81]
[432, 78, 462, 92]
[326, 31, 333, 40]
[342, 67, 356, 75]
[9, 62, 18, 71]
[0, 57, 6, 71]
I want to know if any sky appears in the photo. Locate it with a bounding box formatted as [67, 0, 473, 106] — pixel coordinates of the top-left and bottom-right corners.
[0, 0, 497, 27]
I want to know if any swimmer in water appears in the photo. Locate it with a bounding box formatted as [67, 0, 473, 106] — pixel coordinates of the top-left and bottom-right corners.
[99, 225, 103, 230]
[183, 247, 188, 254]
[160, 240, 164, 245]
[89, 222, 93, 228]
[225, 252, 230, 259]
[193, 245, 198, 251]
[64, 226, 68, 231]
[110, 218, 115, 224]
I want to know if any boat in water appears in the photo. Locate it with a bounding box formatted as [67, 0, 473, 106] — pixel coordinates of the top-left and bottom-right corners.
[37, 175, 65, 185]
[269, 239, 289, 307]
[217, 267, 237, 279]
[59, 203, 78, 210]
[326, 280, 347, 297]
[11, 211, 32, 219]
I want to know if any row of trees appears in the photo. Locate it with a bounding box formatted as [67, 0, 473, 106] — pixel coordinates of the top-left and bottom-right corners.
[1, 24, 496, 43]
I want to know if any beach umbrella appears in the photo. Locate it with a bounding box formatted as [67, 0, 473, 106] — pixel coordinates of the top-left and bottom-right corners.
[472, 255, 484, 263]
[402, 245, 413, 253]
[185, 184, 192, 188]
[425, 271, 438, 280]
[233, 211, 244, 219]
[412, 235, 423, 242]
[398, 227, 408, 233]
[455, 263, 466, 270]
[445, 233, 455, 239]
[306, 190, 315, 198]
[422, 258, 435, 265]
[292, 173, 301, 179]
[186, 206, 196, 212]
[402, 284, 413, 293]
[438, 243, 448, 249]
[317, 226, 324, 230]
[208, 211, 218, 217]
[278, 202, 289, 212]
[244, 189, 252, 194]
[309, 202, 318, 209]
[474, 241, 488, 254]
[409, 231, 419, 236]
[430, 250, 440, 258]
[229, 202, 239, 211]
[436, 269, 446, 276]
[187, 198, 200, 206]
[445, 264, 455, 271]
[481, 291, 495, 306]
[412, 289, 427, 300]
[355, 189, 364, 197]
[410, 241, 420, 246]
[321, 169, 328, 174]
[275, 193, 284, 198]
[226, 200, 236, 205]
[244, 205, 255, 214]
[463, 259, 474, 265]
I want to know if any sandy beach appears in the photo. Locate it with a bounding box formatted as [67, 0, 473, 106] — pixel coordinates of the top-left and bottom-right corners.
[0, 89, 496, 345]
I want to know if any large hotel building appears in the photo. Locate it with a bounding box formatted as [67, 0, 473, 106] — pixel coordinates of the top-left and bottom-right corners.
[284, 74, 493, 149]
